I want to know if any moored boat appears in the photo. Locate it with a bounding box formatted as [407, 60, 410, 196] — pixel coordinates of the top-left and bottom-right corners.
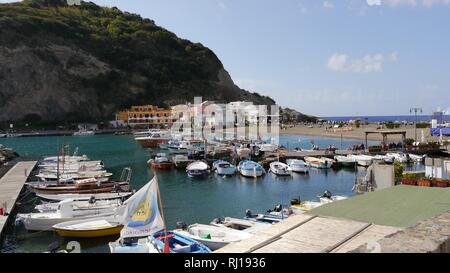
[347, 154, 373, 167]
[135, 130, 171, 148]
[172, 155, 194, 169]
[53, 216, 124, 238]
[174, 223, 252, 251]
[36, 192, 133, 202]
[286, 159, 309, 174]
[212, 160, 236, 176]
[147, 231, 211, 253]
[186, 161, 210, 178]
[334, 155, 357, 168]
[237, 161, 265, 178]
[269, 162, 292, 176]
[304, 157, 332, 169]
[148, 153, 172, 170]
[30, 179, 130, 195]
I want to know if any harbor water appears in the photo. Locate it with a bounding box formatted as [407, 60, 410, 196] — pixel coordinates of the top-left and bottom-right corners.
[0, 134, 415, 253]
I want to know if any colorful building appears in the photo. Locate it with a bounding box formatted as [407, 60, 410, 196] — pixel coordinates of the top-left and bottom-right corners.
[116, 105, 176, 128]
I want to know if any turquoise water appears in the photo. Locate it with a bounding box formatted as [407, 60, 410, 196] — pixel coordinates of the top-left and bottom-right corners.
[0, 134, 376, 253]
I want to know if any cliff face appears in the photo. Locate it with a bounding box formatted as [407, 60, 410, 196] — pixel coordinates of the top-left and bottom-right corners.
[0, 0, 275, 124]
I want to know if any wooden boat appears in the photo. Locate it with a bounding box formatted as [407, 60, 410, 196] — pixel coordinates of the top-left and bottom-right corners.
[212, 160, 236, 176]
[36, 171, 113, 182]
[237, 161, 264, 178]
[174, 223, 252, 251]
[148, 153, 172, 169]
[16, 199, 120, 231]
[53, 216, 123, 238]
[269, 162, 292, 176]
[186, 161, 210, 178]
[36, 192, 133, 202]
[30, 179, 130, 195]
[286, 159, 309, 174]
[147, 231, 211, 253]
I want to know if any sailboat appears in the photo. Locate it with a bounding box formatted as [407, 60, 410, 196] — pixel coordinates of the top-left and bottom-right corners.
[109, 176, 211, 253]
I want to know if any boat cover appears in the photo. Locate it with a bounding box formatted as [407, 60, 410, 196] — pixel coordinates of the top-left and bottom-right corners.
[430, 128, 450, 136]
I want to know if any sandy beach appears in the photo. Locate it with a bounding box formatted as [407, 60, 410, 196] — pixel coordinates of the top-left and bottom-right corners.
[280, 124, 439, 142]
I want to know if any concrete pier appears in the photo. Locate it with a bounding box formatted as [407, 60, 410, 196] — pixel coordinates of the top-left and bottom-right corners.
[0, 161, 37, 237]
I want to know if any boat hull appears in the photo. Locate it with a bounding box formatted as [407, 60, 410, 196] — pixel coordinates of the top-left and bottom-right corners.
[55, 225, 123, 238]
[150, 162, 172, 170]
[137, 138, 169, 148]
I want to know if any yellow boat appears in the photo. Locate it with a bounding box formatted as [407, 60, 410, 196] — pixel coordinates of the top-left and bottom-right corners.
[53, 217, 123, 238]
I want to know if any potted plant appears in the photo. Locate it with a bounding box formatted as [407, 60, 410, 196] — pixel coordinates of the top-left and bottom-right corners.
[431, 178, 449, 188]
[417, 178, 431, 187]
[401, 173, 417, 186]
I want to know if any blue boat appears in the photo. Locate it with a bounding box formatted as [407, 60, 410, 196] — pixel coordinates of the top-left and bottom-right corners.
[186, 161, 210, 178]
[212, 160, 236, 176]
[148, 231, 212, 253]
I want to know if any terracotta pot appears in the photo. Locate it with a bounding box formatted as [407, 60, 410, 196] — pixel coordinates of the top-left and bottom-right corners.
[417, 180, 431, 187]
[402, 178, 417, 186]
[431, 180, 449, 188]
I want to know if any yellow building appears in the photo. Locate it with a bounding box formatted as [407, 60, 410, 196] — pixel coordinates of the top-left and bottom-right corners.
[116, 105, 176, 128]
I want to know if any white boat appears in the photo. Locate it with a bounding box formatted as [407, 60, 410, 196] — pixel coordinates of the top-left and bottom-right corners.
[186, 161, 210, 178]
[210, 217, 271, 235]
[135, 130, 171, 148]
[35, 198, 123, 213]
[347, 155, 373, 167]
[269, 162, 292, 176]
[53, 215, 124, 238]
[174, 223, 252, 251]
[73, 130, 95, 136]
[304, 157, 332, 169]
[36, 192, 133, 202]
[237, 161, 265, 178]
[212, 160, 236, 176]
[42, 155, 90, 163]
[318, 191, 348, 204]
[16, 199, 120, 231]
[386, 153, 410, 163]
[286, 159, 309, 174]
[236, 147, 251, 158]
[36, 171, 113, 182]
[257, 143, 279, 152]
[334, 155, 357, 167]
[291, 201, 324, 214]
[408, 154, 425, 163]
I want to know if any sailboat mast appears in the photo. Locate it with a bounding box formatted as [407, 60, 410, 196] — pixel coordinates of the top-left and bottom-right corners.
[155, 175, 169, 253]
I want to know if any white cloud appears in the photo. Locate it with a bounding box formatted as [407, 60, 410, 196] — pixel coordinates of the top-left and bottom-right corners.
[323, 1, 335, 9]
[218, 1, 226, 10]
[327, 53, 389, 73]
[367, 0, 382, 6]
[389, 51, 399, 61]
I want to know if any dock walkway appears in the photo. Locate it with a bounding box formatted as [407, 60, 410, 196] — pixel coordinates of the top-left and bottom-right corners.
[0, 161, 37, 236]
[215, 214, 401, 253]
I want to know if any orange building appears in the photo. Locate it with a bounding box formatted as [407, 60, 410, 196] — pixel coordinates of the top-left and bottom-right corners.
[116, 105, 176, 128]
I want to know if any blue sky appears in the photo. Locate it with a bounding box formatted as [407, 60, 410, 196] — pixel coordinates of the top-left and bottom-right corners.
[2, 0, 450, 116]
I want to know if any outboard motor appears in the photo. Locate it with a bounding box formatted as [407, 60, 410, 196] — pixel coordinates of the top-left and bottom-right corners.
[176, 221, 188, 230]
[211, 218, 223, 224]
[88, 196, 96, 204]
[245, 209, 253, 218]
[274, 204, 283, 213]
[291, 198, 301, 206]
[322, 190, 333, 199]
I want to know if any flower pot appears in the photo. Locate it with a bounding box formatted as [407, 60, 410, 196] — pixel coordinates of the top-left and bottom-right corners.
[402, 178, 417, 186]
[431, 179, 449, 188]
[417, 180, 431, 187]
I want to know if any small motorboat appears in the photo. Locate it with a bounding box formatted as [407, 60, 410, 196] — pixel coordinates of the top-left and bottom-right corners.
[269, 162, 292, 176]
[347, 155, 373, 167]
[186, 161, 210, 178]
[290, 200, 324, 214]
[244, 205, 292, 224]
[147, 231, 212, 253]
[286, 159, 309, 174]
[109, 237, 152, 254]
[237, 161, 265, 178]
[408, 153, 425, 163]
[172, 155, 194, 169]
[304, 157, 332, 169]
[212, 160, 236, 176]
[148, 153, 172, 170]
[174, 223, 252, 251]
[53, 215, 123, 238]
[16, 199, 120, 231]
[36, 192, 133, 202]
[334, 155, 357, 168]
[210, 217, 270, 235]
[318, 191, 348, 204]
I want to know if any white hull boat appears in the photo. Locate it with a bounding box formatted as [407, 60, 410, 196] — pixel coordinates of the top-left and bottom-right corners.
[386, 153, 410, 163]
[286, 159, 309, 173]
[210, 217, 271, 235]
[348, 155, 373, 167]
[269, 162, 292, 176]
[334, 156, 357, 167]
[175, 224, 252, 251]
[212, 160, 236, 176]
[237, 161, 265, 178]
[36, 192, 133, 202]
[304, 157, 332, 169]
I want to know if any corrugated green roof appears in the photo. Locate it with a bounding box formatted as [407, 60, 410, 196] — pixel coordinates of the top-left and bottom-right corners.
[311, 185, 450, 228]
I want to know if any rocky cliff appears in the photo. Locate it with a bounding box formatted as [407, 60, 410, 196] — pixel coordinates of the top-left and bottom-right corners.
[0, 0, 275, 125]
